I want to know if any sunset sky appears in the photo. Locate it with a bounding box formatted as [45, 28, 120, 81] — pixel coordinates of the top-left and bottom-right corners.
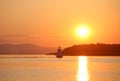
[0, 0, 120, 47]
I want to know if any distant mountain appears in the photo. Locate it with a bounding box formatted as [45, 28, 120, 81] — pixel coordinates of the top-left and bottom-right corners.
[0, 44, 56, 54]
[62, 44, 120, 56]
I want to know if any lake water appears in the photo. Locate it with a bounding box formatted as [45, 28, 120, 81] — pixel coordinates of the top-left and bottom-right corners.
[0, 55, 120, 81]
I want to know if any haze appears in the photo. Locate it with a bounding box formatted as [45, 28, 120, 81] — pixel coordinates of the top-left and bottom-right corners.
[0, 0, 120, 47]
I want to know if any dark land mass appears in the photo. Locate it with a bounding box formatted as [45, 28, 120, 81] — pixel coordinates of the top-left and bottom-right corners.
[1, 43, 120, 56]
[0, 44, 56, 54]
[62, 44, 120, 56]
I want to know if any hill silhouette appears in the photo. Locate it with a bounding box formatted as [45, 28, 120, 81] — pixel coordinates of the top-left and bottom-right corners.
[0, 44, 55, 54]
[62, 44, 120, 56]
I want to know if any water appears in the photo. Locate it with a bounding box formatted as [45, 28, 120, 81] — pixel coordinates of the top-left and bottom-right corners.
[0, 55, 120, 81]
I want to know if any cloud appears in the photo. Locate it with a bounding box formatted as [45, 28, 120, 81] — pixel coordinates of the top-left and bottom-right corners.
[0, 34, 35, 44]
[0, 34, 31, 37]
[0, 39, 8, 42]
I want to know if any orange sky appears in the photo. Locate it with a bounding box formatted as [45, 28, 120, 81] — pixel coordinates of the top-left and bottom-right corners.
[0, 0, 120, 47]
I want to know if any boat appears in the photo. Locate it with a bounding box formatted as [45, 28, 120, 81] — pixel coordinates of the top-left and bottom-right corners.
[56, 47, 63, 58]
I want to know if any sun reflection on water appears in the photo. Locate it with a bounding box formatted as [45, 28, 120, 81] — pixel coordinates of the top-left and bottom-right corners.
[77, 56, 89, 81]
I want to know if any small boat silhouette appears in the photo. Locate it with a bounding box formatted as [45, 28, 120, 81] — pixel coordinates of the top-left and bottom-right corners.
[56, 47, 63, 58]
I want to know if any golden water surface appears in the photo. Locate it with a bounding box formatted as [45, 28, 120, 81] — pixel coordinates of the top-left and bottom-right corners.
[77, 56, 89, 81]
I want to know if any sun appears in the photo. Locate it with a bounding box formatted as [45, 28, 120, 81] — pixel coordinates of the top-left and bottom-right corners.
[76, 25, 89, 38]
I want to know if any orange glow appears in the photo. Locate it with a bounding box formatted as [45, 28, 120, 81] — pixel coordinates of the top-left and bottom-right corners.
[0, 0, 120, 47]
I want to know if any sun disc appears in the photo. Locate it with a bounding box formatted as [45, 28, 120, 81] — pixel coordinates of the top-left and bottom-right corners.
[76, 26, 89, 38]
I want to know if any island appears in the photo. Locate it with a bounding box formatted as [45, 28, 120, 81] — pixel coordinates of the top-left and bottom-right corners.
[62, 43, 120, 56]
